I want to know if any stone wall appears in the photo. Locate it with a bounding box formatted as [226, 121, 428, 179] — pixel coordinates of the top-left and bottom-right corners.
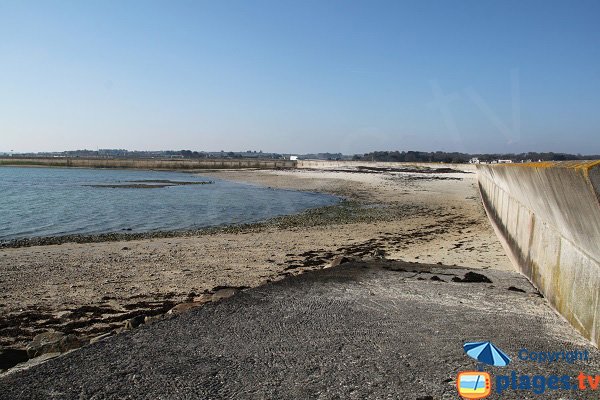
[0, 158, 296, 170]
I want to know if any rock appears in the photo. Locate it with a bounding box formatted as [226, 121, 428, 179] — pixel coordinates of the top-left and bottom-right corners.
[144, 315, 164, 324]
[61, 335, 85, 353]
[326, 255, 352, 268]
[124, 315, 145, 330]
[26, 332, 63, 357]
[211, 288, 238, 301]
[452, 271, 492, 283]
[89, 332, 113, 344]
[192, 293, 213, 304]
[372, 249, 387, 259]
[167, 302, 204, 315]
[212, 285, 248, 291]
[0, 346, 29, 370]
[26, 332, 85, 358]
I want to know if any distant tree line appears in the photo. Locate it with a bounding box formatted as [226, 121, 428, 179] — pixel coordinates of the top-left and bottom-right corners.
[353, 151, 600, 163]
[12, 149, 599, 163]
[299, 153, 345, 160]
[169, 150, 284, 159]
[353, 151, 469, 163]
[170, 150, 207, 158]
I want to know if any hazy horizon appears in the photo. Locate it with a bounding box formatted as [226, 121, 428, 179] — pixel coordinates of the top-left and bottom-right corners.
[4, 147, 600, 158]
[2, 1, 599, 154]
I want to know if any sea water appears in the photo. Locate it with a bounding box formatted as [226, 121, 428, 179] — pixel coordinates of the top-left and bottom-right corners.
[0, 166, 338, 241]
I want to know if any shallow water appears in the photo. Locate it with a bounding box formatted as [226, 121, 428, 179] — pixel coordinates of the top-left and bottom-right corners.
[0, 167, 338, 241]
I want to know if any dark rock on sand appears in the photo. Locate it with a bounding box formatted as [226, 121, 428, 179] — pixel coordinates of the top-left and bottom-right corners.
[124, 315, 145, 330]
[327, 255, 352, 268]
[371, 249, 387, 259]
[451, 271, 492, 283]
[507, 286, 526, 293]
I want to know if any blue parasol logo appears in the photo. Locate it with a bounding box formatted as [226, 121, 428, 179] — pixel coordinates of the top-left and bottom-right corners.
[463, 341, 511, 367]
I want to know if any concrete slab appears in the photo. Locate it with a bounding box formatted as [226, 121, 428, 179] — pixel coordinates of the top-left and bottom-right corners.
[1, 261, 598, 399]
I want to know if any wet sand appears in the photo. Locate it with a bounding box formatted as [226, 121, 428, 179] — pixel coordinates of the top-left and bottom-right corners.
[0, 165, 512, 351]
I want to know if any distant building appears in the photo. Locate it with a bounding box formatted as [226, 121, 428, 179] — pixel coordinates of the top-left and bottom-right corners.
[497, 159, 513, 164]
[468, 157, 480, 164]
[290, 156, 298, 161]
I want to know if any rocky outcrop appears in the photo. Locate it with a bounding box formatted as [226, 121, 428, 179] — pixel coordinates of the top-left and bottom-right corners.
[123, 316, 145, 330]
[25, 331, 85, 358]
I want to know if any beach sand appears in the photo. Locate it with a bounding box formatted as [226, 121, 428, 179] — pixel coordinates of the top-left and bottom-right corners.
[0, 166, 512, 350]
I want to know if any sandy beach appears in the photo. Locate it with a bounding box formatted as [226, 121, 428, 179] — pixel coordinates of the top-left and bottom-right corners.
[0, 165, 512, 352]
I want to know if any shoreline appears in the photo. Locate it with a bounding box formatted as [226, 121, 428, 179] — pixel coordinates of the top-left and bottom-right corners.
[1, 163, 467, 248]
[0, 166, 512, 367]
[0, 201, 349, 249]
[0, 167, 342, 249]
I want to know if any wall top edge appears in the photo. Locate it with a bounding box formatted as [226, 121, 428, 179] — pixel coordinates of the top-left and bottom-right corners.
[477, 160, 600, 172]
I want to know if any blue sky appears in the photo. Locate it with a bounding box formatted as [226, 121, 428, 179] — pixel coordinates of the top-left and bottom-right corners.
[1, 0, 599, 154]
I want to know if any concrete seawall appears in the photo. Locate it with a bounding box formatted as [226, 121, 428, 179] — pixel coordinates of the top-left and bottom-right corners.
[477, 161, 600, 346]
[0, 157, 296, 170]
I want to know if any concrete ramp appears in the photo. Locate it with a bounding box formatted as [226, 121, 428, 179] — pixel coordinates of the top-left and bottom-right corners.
[2, 262, 599, 399]
[477, 161, 600, 346]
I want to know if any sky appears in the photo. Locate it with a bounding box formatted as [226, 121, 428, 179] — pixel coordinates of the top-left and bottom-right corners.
[1, 0, 599, 154]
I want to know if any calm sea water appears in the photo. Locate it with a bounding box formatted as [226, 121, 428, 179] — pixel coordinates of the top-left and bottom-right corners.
[0, 167, 338, 241]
